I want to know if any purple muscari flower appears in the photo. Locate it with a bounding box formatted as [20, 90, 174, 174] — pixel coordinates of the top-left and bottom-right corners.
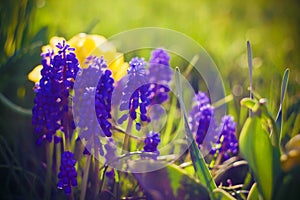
[189, 92, 210, 137]
[148, 48, 171, 82]
[188, 92, 215, 146]
[193, 91, 210, 106]
[211, 115, 238, 160]
[195, 104, 215, 145]
[77, 87, 104, 156]
[74, 56, 114, 155]
[147, 48, 172, 105]
[57, 151, 78, 194]
[143, 131, 160, 159]
[95, 69, 114, 137]
[76, 56, 107, 91]
[32, 40, 79, 144]
[118, 57, 151, 130]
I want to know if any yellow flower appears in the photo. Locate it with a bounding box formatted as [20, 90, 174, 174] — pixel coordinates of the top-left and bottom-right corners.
[28, 33, 128, 83]
[68, 33, 128, 81]
[41, 36, 66, 53]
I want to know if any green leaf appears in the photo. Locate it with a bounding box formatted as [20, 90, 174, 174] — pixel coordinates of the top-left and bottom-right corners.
[213, 188, 235, 200]
[239, 116, 274, 200]
[129, 160, 210, 200]
[247, 183, 260, 200]
[277, 68, 290, 145]
[175, 67, 216, 193]
[240, 98, 257, 110]
[260, 104, 280, 147]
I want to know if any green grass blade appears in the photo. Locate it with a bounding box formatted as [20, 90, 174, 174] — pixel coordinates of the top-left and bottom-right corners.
[0, 136, 30, 197]
[247, 41, 253, 117]
[247, 183, 260, 200]
[175, 67, 216, 193]
[212, 94, 233, 109]
[279, 68, 290, 107]
[80, 155, 91, 200]
[162, 95, 177, 145]
[277, 68, 290, 145]
[213, 188, 236, 200]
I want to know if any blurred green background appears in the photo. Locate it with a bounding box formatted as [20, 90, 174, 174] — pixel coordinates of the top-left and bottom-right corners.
[2, 0, 300, 109]
[1, 0, 300, 198]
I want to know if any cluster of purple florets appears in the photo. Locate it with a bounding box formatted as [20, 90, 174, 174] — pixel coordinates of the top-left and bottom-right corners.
[74, 56, 115, 157]
[117, 49, 171, 157]
[57, 151, 78, 194]
[118, 57, 151, 130]
[211, 115, 239, 160]
[189, 92, 215, 145]
[143, 131, 161, 159]
[75, 56, 114, 138]
[95, 64, 114, 137]
[32, 41, 79, 145]
[118, 48, 172, 130]
[148, 48, 172, 105]
[189, 92, 238, 160]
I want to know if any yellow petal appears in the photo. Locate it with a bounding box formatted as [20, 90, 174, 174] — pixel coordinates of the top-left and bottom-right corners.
[28, 65, 43, 83]
[107, 53, 128, 81]
[281, 149, 300, 172]
[68, 33, 108, 64]
[286, 134, 300, 152]
[113, 62, 129, 81]
[42, 36, 66, 53]
[108, 53, 124, 70]
[280, 134, 300, 171]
